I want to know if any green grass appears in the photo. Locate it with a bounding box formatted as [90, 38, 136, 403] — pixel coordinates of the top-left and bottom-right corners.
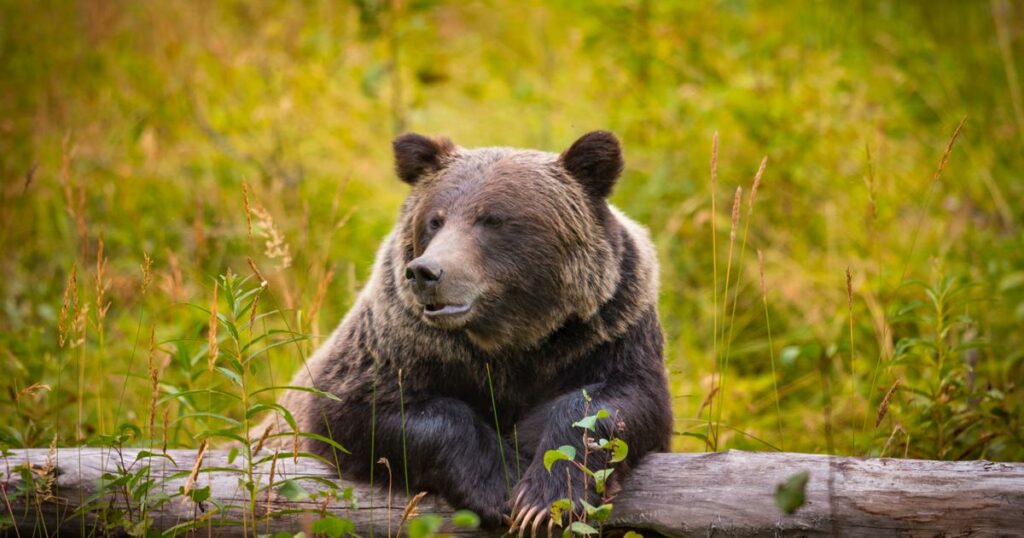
[2, 0, 1023, 471]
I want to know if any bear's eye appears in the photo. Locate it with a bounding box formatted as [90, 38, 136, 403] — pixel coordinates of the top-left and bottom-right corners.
[479, 215, 504, 229]
[427, 216, 444, 231]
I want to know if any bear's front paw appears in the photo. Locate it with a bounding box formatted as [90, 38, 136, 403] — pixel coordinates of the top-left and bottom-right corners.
[509, 464, 591, 538]
[456, 486, 507, 530]
[433, 466, 508, 529]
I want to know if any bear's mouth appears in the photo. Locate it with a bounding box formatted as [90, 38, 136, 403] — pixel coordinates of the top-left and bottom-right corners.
[422, 302, 473, 318]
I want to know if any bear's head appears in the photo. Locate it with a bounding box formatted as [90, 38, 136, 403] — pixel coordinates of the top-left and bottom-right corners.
[390, 131, 626, 352]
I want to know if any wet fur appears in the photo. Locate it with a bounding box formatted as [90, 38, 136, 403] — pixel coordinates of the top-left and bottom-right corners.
[265, 134, 672, 528]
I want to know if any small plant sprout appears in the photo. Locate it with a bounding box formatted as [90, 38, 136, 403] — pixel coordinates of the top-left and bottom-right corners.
[542, 396, 629, 537]
[774, 470, 810, 515]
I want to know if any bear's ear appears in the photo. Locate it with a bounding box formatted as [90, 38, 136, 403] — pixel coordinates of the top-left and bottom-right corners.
[559, 130, 624, 199]
[392, 133, 455, 185]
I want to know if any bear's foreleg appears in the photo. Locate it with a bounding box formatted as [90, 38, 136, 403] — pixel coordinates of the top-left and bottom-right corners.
[370, 396, 519, 528]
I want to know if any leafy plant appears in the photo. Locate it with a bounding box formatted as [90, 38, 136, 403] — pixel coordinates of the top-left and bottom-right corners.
[542, 399, 629, 537]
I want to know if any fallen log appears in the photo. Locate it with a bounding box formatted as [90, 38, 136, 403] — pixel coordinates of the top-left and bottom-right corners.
[2, 448, 1022, 536]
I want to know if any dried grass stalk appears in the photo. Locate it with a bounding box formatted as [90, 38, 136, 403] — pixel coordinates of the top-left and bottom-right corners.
[876, 379, 901, 428]
[182, 439, 208, 502]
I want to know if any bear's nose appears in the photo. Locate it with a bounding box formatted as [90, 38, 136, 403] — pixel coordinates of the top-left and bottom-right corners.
[405, 258, 443, 289]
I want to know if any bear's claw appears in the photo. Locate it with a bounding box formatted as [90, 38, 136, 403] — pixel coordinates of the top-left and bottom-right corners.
[512, 489, 527, 514]
[510, 505, 546, 538]
[510, 495, 567, 538]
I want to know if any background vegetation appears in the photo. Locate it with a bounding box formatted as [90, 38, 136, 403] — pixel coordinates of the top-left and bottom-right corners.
[2, 0, 1023, 466]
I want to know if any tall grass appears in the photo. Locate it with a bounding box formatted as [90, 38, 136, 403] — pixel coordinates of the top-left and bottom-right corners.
[706, 133, 719, 451]
[711, 185, 741, 449]
[757, 250, 783, 449]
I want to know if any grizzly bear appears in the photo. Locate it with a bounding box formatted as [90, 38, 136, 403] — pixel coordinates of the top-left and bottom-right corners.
[268, 131, 672, 532]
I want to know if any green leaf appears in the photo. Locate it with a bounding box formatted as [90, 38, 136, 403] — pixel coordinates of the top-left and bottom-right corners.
[593, 468, 613, 494]
[215, 366, 243, 387]
[246, 403, 297, 431]
[549, 498, 572, 523]
[573, 415, 598, 431]
[173, 412, 241, 427]
[681, 431, 707, 443]
[580, 500, 613, 521]
[249, 385, 344, 402]
[277, 479, 309, 501]
[451, 510, 480, 528]
[199, 428, 247, 445]
[623, 531, 644, 538]
[295, 432, 351, 455]
[568, 521, 599, 535]
[186, 485, 210, 503]
[102, 472, 133, 488]
[407, 514, 443, 538]
[543, 445, 577, 472]
[215, 311, 241, 343]
[227, 447, 239, 465]
[238, 326, 299, 353]
[245, 336, 312, 361]
[125, 517, 151, 537]
[572, 409, 610, 431]
[158, 387, 241, 405]
[234, 285, 262, 310]
[134, 450, 177, 465]
[774, 470, 810, 514]
[311, 515, 354, 538]
[119, 423, 142, 440]
[605, 438, 628, 463]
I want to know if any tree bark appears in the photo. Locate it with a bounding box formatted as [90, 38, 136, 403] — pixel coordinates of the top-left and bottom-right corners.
[2, 448, 1022, 537]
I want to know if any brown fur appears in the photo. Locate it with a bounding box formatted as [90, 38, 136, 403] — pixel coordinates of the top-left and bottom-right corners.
[261, 131, 670, 529]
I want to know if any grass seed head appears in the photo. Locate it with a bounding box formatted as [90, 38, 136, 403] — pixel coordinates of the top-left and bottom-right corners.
[730, 186, 743, 240]
[96, 234, 110, 325]
[254, 423, 273, 455]
[251, 203, 293, 269]
[247, 256, 269, 288]
[846, 267, 853, 310]
[16, 383, 51, 403]
[933, 116, 967, 185]
[182, 439, 208, 501]
[248, 290, 261, 333]
[242, 180, 254, 240]
[59, 264, 78, 348]
[876, 379, 901, 428]
[748, 156, 767, 215]
[140, 252, 153, 295]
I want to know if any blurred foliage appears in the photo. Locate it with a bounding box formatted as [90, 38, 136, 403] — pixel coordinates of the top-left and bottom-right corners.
[1, 0, 1022, 461]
